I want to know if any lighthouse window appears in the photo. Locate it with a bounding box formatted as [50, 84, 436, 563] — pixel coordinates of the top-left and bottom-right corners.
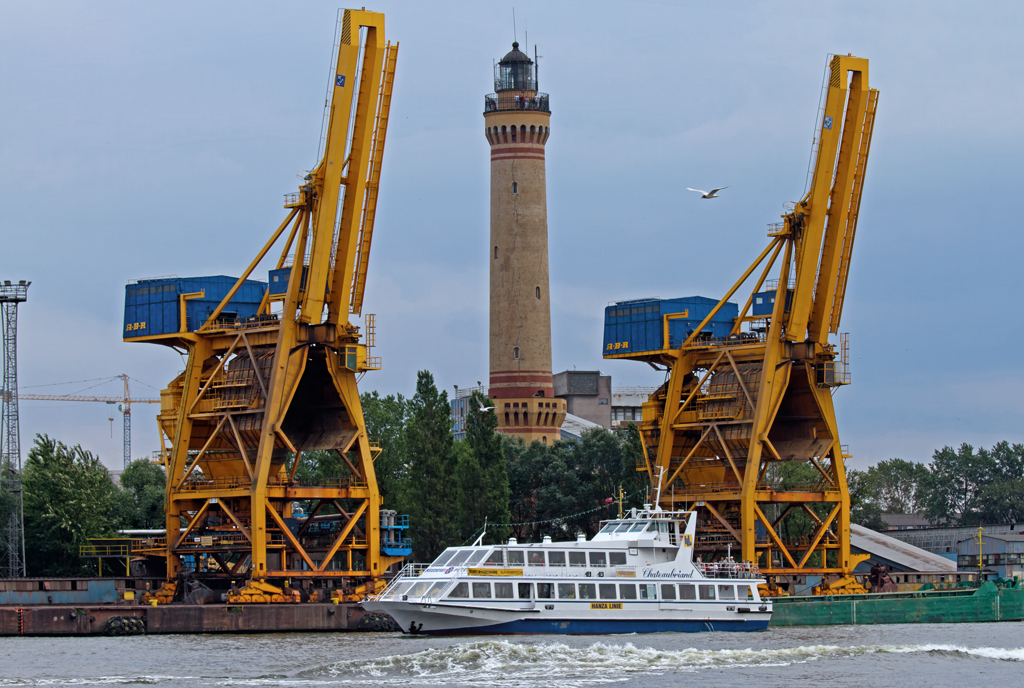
[535, 286, 540, 299]
[494, 246, 498, 259]
[513, 347, 520, 360]
[512, 181, 518, 194]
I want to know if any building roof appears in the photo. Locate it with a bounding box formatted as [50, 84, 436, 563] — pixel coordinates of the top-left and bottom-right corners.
[850, 523, 957, 571]
[560, 412, 602, 439]
[956, 532, 1024, 543]
[500, 42, 532, 64]
[882, 513, 931, 528]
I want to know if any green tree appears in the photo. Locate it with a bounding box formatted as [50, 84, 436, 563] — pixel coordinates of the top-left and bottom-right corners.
[403, 371, 458, 560]
[361, 390, 409, 509]
[847, 468, 887, 531]
[23, 435, 117, 576]
[110, 459, 166, 529]
[923, 443, 995, 525]
[504, 435, 550, 541]
[457, 391, 510, 544]
[863, 458, 930, 514]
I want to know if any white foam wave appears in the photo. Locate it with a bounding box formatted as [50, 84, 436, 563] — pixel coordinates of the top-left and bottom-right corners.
[304, 640, 1024, 686]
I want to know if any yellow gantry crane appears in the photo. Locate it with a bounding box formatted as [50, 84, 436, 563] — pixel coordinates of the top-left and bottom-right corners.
[606, 55, 878, 580]
[124, 9, 401, 598]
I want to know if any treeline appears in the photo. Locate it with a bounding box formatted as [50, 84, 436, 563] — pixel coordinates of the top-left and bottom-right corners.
[847, 442, 1024, 528]
[358, 371, 648, 561]
[1, 435, 166, 576]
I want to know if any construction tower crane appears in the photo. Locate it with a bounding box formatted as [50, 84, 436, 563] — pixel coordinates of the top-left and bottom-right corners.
[123, 9, 401, 596]
[17, 375, 160, 467]
[605, 54, 878, 580]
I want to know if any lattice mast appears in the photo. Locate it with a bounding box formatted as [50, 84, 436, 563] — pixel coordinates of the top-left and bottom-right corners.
[125, 10, 402, 596]
[606, 55, 878, 578]
[0, 280, 29, 578]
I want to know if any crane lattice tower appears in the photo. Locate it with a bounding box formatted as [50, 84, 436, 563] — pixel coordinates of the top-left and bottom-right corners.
[484, 42, 566, 442]
[1, 280, 29, 578]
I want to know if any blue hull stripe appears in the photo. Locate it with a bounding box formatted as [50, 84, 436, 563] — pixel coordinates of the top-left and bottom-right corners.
[422, 618, 770, 635]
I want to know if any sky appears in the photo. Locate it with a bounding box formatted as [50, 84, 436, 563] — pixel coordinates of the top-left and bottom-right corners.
[2, 1, 1022, 471]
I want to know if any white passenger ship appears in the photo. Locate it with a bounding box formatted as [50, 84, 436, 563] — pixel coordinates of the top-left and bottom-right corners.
[363, 503, 771, 634]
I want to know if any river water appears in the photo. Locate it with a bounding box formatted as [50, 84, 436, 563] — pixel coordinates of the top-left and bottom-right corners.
[3, 623, 1023, 687]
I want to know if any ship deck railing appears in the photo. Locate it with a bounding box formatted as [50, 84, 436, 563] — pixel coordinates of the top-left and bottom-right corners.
[695, 561, 761, 579]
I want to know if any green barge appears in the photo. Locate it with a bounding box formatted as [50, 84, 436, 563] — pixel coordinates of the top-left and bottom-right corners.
[771, 580, 1024, 626]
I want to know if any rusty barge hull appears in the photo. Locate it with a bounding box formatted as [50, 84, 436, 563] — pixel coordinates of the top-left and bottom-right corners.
[0, 603, 380, 636]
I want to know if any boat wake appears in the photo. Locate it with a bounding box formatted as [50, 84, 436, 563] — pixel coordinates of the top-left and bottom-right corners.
[304, 640, 1024, 686]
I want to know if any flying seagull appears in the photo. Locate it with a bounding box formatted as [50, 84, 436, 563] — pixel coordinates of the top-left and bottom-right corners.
[687, 186, 729, 199]
[478, 402, 495, 412]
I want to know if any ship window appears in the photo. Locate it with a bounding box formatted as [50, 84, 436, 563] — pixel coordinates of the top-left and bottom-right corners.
[518, 582, 533, 599]
[536, 583, 554, 599]
[408, 581, 434, 598]
[495, 582, 514, 599]
[737, 584, 753, 600]
[657, 523, 669, 533]
[557, 583, 576, 599]
[699, 584, 716, 600]
[589, 552, 607, 567]
[680, 584, 696, 600]
[661, 584, 677, 600]
[614, 523, 633, 533]
[599, 583, 617, 599]
[508, 550, 525, 565]
[449, 550, 472, 566]
[578, 583, 597, 600]
[528, 551, 546, 566]
[466, 549, 489, 566]
[599, 523, 617, 534]
[431, 549, 456, 566]
[718, 585, 735, 600]
[472, 583, 492, 599]
[628, 523, 648, 533]
[447, 582, 469, 599]
[549, 551, 566, 567]
[639, 584, 657, 600]
[484, 550, 504, 566]
[609, 551, 627, 566]
[618, 584, 637, 600]
[384, 581, 414, 599]
[426, 582, 447, 599]
[569, 552, 587, 567]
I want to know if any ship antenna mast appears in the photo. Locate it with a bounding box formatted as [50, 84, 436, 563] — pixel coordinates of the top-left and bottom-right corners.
[472, 518, 488, 547]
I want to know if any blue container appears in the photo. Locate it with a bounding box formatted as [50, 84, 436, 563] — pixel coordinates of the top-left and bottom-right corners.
[751, 289, 792, 317]
[603, 296, 738, 355]
[124, 276, 268, 337]
[268, 266, 308, 296]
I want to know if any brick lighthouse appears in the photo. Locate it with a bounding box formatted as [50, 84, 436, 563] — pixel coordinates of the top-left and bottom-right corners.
[483, 42, 565, 443]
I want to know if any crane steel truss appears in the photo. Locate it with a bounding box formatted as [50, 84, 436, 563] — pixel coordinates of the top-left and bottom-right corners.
[125, 10, 401, 595]
[1, 280, 29, 578]
[607, 55, 878, 577]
